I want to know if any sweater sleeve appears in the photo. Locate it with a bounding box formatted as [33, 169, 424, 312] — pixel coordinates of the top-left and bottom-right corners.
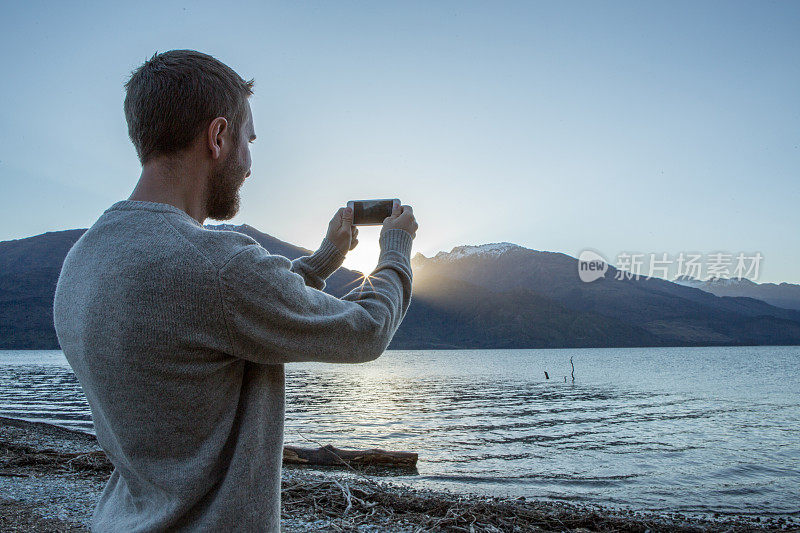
[219, 229, 413, 365]
[290, 237, 346, 290]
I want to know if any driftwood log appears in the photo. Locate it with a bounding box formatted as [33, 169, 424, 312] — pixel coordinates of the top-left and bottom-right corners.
[2, 442, 417, 473]
[283, 444, 417, 468]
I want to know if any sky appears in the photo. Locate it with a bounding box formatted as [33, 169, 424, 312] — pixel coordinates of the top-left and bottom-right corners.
[1, 1, 798, 282]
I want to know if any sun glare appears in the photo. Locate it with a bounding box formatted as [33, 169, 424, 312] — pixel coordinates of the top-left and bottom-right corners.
[341, 226, 383, 276]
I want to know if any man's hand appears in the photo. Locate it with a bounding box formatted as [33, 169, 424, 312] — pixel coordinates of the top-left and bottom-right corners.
[381, 203, 418, 240]
[326, 207, 359, 255]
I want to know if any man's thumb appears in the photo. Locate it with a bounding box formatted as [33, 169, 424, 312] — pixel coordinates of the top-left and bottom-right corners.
[342, 206, 353, 226]
[392, 201, 401, 216]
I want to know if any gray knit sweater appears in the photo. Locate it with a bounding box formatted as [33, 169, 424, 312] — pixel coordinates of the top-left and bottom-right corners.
[52, 200, 413, 532]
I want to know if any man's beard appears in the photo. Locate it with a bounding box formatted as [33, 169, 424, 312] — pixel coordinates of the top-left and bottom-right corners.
[205, 150, 247, 221]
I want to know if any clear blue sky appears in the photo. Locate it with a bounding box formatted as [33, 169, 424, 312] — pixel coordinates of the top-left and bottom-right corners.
[1, 1, 798, 282]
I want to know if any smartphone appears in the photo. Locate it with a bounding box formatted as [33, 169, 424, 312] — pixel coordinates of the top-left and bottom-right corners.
[346, 198, 400, 226]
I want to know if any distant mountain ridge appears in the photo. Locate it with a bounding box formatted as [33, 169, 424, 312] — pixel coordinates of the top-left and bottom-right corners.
[411, 243, 800, 346]
[2, 224, 800, 349]
[673, 275, 800, 311]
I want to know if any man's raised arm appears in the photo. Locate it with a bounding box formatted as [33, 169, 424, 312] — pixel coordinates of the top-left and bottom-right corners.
[219, 228, 413, 365]
[289, 237, 347, 291]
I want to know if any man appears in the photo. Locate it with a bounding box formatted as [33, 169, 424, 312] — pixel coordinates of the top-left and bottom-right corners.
[53, 49, 417, 532]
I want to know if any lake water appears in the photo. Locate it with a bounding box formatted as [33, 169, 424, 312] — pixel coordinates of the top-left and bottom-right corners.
[1, 346, 798, 518]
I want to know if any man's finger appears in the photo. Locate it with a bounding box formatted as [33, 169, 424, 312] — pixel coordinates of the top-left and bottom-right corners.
[397, 206, 414, 223]
[341, 207, 353, 228]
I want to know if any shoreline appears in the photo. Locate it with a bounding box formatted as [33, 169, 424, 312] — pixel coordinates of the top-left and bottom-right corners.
[0, 416, 794, 532]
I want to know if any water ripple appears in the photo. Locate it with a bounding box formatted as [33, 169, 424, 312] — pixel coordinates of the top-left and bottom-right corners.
[1, 347, 799, 518]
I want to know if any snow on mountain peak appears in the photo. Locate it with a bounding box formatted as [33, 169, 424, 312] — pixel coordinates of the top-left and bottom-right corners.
[673, 275, 757, 287]
[432, 242, 521, 261]
[704, 276, 757, 287]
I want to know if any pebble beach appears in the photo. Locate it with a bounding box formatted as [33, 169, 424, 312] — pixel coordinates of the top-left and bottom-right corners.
[1, 416, 795, 532]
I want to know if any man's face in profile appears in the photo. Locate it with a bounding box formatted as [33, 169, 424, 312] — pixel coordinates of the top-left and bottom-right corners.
[205, 103, 255, 220]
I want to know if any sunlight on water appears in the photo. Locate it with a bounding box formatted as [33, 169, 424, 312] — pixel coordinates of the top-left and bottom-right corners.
[1, 347, 798, 517]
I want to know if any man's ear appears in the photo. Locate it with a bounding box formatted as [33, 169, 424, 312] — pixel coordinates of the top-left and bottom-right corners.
[207, 117, 229, 161]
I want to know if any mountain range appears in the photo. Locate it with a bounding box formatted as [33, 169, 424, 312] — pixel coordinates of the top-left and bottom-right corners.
[2, 224, 799, 350]
[673, 276, 800, 311]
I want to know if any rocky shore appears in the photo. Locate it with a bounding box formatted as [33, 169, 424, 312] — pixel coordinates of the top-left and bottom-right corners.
[1, 416, 794, 532]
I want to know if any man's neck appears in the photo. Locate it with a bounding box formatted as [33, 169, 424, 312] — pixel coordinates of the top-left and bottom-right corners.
[129, 160, 208, 224]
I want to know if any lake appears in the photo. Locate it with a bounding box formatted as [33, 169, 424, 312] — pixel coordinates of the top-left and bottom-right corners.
[1, 346, 798, 518]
